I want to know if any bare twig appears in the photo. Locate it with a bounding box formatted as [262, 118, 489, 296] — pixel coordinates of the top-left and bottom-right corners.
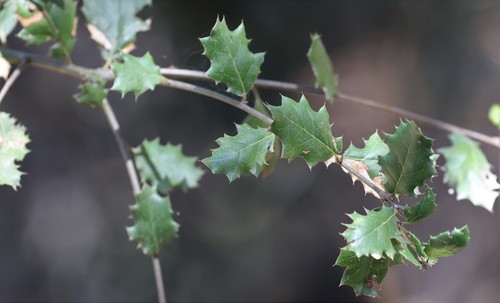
[102, 99, 166, 303]
[0, 60, 26, 106]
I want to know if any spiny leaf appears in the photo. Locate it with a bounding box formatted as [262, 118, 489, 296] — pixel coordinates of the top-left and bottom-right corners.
[404, 185, 437, 224]
[0, 0, 17, 44]
[379, 120, 437, 196]
[126, 185, 179, 255]
[111, 52, 163, 99]
[424, 226, 470, 264]
[17, 0, 76, 58]
[439, 134, 499, 212]
[344, 131, 389, 178]
[200, 16, 265, 96]
[395, 230, 427, 267]
[488, 104, 500, 128]
[335, 248, 402, 298]
[268, 95, 340, 168]
[0, 112, 30, 189]
[82, 0, 152, 60]
[307, 33, 338, 101]
[73, 81, 107, 108]
[202, 124, 275, 182]
[341, 206, 403, 260]
[133, 139, 204, 195]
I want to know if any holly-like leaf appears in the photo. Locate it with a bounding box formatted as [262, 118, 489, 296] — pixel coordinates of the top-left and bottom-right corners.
[126, 185, 179, 255]
[344, 132, 389, 179]
[200, 17, 265, 96]
[133, 139, 204, 195]
[335, 248, 401, 297]
[379, 120, 437, 196]
[0, 112, 30, 189]
[488, 104, 500, 127]
[202, 124, 275, 182]
[424, 226, 470, 264]
[439, 134, 500, 212]
[0, 0, 17, 44]
[111, 52, 163, 99]
[73, 81, 107, 107]
[268, 95, 339, 168]
[307, 33, 338, 101]
[17, 0, 76, 58]
[404, 185, 437, 224]
[341, 206, 403, 260]
[82, 0, 152, 60]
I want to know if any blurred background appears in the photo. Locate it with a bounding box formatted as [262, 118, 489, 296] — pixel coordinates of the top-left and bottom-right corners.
[1, 0, 500, 302]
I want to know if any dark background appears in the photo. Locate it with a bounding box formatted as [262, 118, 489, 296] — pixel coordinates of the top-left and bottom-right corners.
[1, 1, 500, 302]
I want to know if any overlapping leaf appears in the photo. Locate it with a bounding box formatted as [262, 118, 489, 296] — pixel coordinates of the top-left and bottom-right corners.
[0, 0, 17, 44]
[307, 33, 338, 101]
[200, 17, 265, 96]
[404, 185, 437, 224]
[424, 226, 470, 265]
[17, 0, 76, 58]
[73, 81, 107, 107]
[268, 95, 340, 168]
[126, 185, 179, 255]
[133, 139, 204, 195]
[344, 132, 388, 178]
[111, 52, 163, 99]
[439, 134, 500, 212]
[82, 0, 152, 60]
[379, 120, 437, 196]
[335, 248, 402, 297]
[341, 206, 403, 260]
[202, 124, 275, 182]
[0, 112, 30, 189]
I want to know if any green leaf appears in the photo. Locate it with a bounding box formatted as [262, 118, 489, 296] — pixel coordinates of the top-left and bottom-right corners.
[73, 81, 107, 108]
[0, 112, 30, 189]
[200, 17, 265, 96]
[202, 124, 275, 182]
[379, 120, 437, 196]
[307, 33, 338, 101]
[488, 104, 500, 127]
[335, 248, 401, 298]
[404, 185, 437, 224]
[82, 0, 152, 60]
[267, 95, 339, 168]
[111, 52, 163, 99]
[341, 206, 403, 260]
[0, 0, 17, 44]
[395, 230, 427, 267]
[424, 226, 470, 263]
[439, 134, 499, 212]
[17, 0, 76, 58]
[344, 131, 389, 179]
[126, 185, 179, 255]
[133, 139, 204, 195]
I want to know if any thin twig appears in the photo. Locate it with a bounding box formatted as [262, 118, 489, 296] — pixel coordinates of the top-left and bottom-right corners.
[2, 48, 497, 148]
[161, 78, 273, 125]
[102, 99, 166, 303]
[102, 99, 141, 195]
[0, 60, 26, 106]
[159, 68, 500, 149]
[152, 255, 166, 303]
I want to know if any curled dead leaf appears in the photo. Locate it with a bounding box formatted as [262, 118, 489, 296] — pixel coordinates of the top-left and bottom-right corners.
[0, 56, 11, 80]
[341, 158, 386, 198]
[86, 23, 112, 50]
